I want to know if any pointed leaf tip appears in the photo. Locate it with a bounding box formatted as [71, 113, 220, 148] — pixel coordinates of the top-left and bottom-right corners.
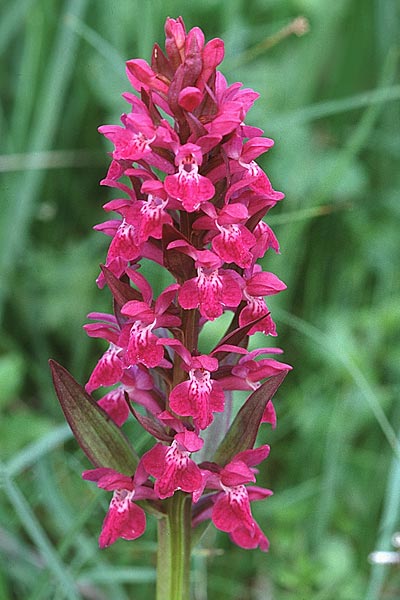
[49, 360, 138, 473]
[213, 370, 289, 466]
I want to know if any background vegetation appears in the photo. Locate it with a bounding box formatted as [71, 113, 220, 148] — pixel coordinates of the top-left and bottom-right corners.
[1, 0, 399, 598]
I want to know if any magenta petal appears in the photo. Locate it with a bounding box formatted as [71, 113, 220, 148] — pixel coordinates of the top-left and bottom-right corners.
[124, 325, 164, 368]
[195, 354, 219, 372]
[178, 86, 203, 111]
[234, 445, 270, 467]
[230, 523, 269, 551]
[98, 388, 130, 427]
[164, 172, 215, 212]
[82, 467, 115, 483]
[220, 461, 255, 487]
[169, 381, 192, 415]
[177, 460, 203, 493]
[247, 486, 274, 502]
[178, 279, 200, 310]
[240, 137, 274, 163]
[99, 494, 146, 548]
[245, 272, 287, 296]
[142, 443, 167, 478]
[212, 225, 255, 268]
[170, 372, 224, 430]
[106, 221, 140, 263]
[143, 441, 203, 499]
[212, 493, 251, 533]
[82, 468, 133, 491]
[96, 472, 133, 491]
[197, 38, 224, 88]
[86, 346, 124, 393]
[209, 383, 225, 413]
[198, 286, 224, 320]
[126, 58, 169, 95]
[261, 400, 277, 428]
[219, 271, 243, 306]
[155, 283, 180, 315]
[175, 430, 204, 452]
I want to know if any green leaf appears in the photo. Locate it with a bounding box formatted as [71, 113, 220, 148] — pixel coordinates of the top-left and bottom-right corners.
[49, 360, 138, 473]
[213, 370, 289, 465]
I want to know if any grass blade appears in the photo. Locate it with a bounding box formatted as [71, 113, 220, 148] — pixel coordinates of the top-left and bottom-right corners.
[6, 424, 72, 477]
[3, 474, 80, 600]
[274, 308, 400, 458]
[0, 0, 89, 320]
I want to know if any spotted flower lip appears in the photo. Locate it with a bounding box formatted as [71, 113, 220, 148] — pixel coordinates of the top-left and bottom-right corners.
[168, 349, 226, 430]
[142, 433, 204, 499]
[85, 343, 124, 394]
[82, 467, 156, 548]
[164, 143, 215, 212]
[197, 446, 272, 551]
[168, 242, 243, 320]
[75, 15, 291, 554]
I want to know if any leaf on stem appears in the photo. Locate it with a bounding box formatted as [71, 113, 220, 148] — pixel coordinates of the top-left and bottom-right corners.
[49, 360, 138, 473]
[212, 314, 265, 359]
[212, 370, 289, 465]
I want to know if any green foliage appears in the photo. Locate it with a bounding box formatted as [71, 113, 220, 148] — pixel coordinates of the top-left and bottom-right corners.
[50, 361, 139, 472]
[0, 0, 399, 598]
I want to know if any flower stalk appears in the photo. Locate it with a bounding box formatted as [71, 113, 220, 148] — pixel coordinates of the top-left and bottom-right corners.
[50, 15, 292, 597]
[156, 492, 192, 600]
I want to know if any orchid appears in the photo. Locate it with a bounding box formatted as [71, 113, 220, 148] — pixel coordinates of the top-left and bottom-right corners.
[50, 16, 291, 600]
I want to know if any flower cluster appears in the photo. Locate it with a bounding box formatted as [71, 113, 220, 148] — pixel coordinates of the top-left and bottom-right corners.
[83, 17, 291, 551]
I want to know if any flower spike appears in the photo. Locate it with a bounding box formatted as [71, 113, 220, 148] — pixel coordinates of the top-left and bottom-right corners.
[51, 16, 291, 562]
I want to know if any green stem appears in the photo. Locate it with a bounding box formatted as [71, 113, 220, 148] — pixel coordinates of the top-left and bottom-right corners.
[156, 492, 192, 600]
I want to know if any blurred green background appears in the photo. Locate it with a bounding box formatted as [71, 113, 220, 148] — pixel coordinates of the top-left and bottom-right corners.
[0, 0, 399, 598]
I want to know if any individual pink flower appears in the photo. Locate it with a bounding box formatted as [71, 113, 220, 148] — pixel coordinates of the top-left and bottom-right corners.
[82, 467, 156, 548]
[118, 284, 180, 369]
[212, 486, 270, 551]
[98, 96, 157, 163]
[239, 299, 276, 336]
[164, 143, 215, 212]
[85, 343, 124, 394]
[204, 446, 272, 551]
[121, 319, 164, 368]
[101, 218, 141, 265]
[239, 268, 286, 335]
[95, 184, 171, 268]
[218, 348, 292, 392]
[217, 348, 292, 429]
[169, 352, 225, 430]
[134, 181, 173, 244]
[205, 74, 259, 136]
[212, 222, 255, 270]
[170, 244, 243, 320]
[142, 430, 204, 499]
[223, 137, 285, 206]
[251, 220, 280, 259]
[194, 203, 256, 269]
